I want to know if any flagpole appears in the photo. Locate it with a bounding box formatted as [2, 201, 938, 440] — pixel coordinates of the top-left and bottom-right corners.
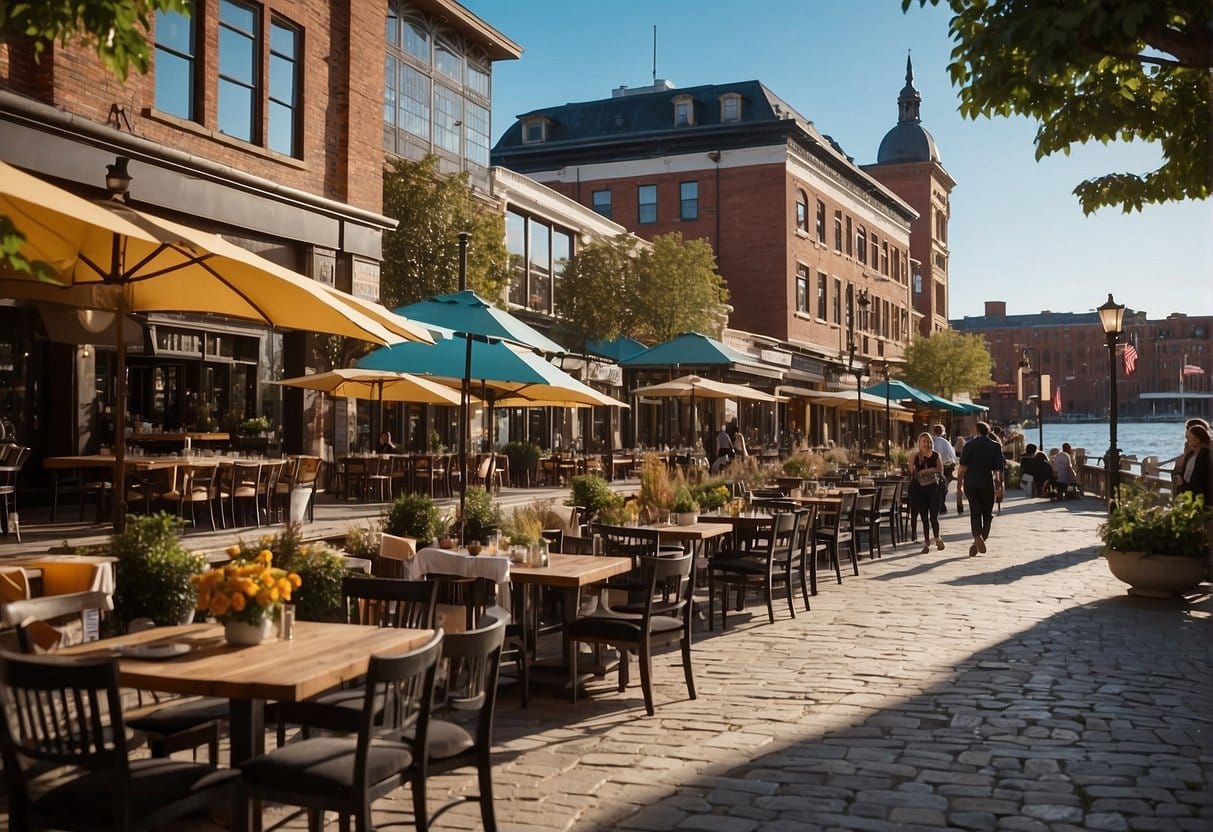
[1180, 352, 1186, 419]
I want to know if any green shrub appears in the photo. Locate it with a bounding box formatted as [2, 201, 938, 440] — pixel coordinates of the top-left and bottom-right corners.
[567, 474, 615, 516]
[672, 485, 698, 514]
[502, 440, 541, 486]
[385, 492, 443, 546]
[692, 481, 731, 511]
[460, 485, 503, 544]
[342, 519, 383, 561]
[111, 513, 205, 628]
[1099, 484, 1210, 558]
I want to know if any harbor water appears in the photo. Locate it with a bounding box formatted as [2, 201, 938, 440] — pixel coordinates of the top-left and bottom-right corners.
[1014, 421, 1189, 465]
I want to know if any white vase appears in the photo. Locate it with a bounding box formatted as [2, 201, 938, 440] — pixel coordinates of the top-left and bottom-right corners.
[223, 617, 274, 646]
[676, 511, 698, 526]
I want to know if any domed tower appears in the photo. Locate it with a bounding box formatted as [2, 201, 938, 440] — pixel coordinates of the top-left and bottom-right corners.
[865, 54, 955, 337]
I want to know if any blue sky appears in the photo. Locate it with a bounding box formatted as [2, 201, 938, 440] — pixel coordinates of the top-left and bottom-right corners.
[463, 0, 1212, 321]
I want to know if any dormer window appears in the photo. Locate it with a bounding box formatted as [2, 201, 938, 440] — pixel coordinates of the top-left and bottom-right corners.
[720, 93, 741, 123]
[672, 94, 694, 127]
[521, 117, 549, 144]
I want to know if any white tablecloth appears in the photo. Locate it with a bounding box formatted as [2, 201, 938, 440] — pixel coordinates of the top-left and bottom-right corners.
[407, 547, 512, 624]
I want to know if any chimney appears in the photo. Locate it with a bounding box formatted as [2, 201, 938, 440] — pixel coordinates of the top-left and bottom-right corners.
[984, 301, 1006, 318]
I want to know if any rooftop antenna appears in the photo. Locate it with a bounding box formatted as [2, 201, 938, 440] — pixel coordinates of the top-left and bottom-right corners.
[652, 25, 657, 84]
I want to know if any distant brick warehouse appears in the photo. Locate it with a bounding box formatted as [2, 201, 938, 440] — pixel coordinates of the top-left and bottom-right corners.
[491, 72, 937, 383]
[953, 301, 1213, 424]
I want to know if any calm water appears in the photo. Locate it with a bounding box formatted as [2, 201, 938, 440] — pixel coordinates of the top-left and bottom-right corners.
[1014, 421, 1188, 464]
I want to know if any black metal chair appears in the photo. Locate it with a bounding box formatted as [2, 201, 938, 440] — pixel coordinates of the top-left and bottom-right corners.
[4, 592, 230, 767]
[0, 652, 239, 831]
[708, 510, 807, 629]
[274, 577, 438, 746]
[239, 631, 443, 832]
[815, 491, 859, 580]
[567, 552, 696, 716]
[412, 616, 506, 832]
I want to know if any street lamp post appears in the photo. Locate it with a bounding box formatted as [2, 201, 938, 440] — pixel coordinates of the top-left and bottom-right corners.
[847, 289, 871, 458]
[880, 361, 892, 461]
[1018, 347, 1044, 451]
[1097, 294, 1126, 503]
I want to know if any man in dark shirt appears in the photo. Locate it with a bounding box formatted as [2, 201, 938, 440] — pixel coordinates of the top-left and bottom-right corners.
[956, 421, 1005, 556]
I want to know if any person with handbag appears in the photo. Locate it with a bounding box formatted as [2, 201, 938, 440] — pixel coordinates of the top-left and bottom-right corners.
[909, 431, 945, 553]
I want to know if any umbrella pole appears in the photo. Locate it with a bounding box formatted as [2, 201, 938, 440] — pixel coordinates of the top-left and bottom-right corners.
[459, 336, 472, 541]
[112, 243, 128, 532]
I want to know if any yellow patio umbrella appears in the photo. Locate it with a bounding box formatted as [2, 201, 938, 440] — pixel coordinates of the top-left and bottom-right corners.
[0, 158, 435, 527]
[631, 373, 778, 441]
[276, 369, 463, 405]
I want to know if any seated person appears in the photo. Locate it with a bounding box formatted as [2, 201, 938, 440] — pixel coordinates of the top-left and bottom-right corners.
[1020, 443, 1055, 497]
[1052, 445, 1075, 485]
[376, 431, 397, 454]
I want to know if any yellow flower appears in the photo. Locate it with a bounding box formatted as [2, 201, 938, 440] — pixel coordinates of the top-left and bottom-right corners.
[288, 573, 302, 588]
[196, 591, 210, 610]
[258, 549, 273, 565]
[210, 593, 231, 616]
[225, 545, 241, 557]
[276, 577, 293, 597]
[256, 589, 274, 608]
[229, 592, 246, 612]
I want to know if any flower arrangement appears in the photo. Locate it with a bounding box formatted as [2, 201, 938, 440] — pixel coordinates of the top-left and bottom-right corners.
[672, 485, 699, 514]
[192, 547, 301, 626]
[693, 483, 731, 511]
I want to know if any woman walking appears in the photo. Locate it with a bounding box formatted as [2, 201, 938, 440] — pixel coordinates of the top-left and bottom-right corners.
[909, 431, 945, 553]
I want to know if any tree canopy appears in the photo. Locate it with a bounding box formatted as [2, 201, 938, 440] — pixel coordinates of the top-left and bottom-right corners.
[0, 0, 186, 82]
[556, 231, 729, 348]
[898, 329, 993, 401]
[379, 155, 509, 309]
[903, 0, 1211, 214]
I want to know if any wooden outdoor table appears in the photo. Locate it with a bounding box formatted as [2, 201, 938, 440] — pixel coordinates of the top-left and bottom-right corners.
[43, 454, 183, 522]
[128, 432, 230, 445]
[59, 620, 433, 832]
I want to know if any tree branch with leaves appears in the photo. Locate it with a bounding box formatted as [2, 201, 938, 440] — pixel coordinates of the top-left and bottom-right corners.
[899, 329, 993, 401]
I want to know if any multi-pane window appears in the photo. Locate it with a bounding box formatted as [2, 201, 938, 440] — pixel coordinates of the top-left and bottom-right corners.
[795, 191, 808, 232]
[845, 216, 853, 257]
[816, 200, 826, 243]
[507, 210, 526, 307]
[464, 100, 490, 167]
[833, 278, 842, 324]
[507, 208, 573, 316]
[466, 62, 490, 98]
[552, 230, 571, 314]
[398, 63, 430, 138]
[795, 265, 809, 313]
[434, 39, 461, 81]
[721, 94, 741, 122]
[592, 189, 612, 219]
[403, 18, 428, 60]
[869, 233, 879, 269]
[680, 181, 698, 221]
[267, 20, 299, 156]
[833, 211, 842, 251]
[817, 272, 828, 320]
[433, 84, 462, 154]
[856, 226, 867, 264]
[880, 241, 889, 275]
[155, 4, 195, 120]
[529, 218, 551, 313]
[218, 0, 258, 143]
[638, 185, 657, 224]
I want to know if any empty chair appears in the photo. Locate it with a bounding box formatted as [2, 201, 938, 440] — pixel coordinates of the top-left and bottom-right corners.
[413, 616, 505, 832]
[226, 460, 262, 526]
[5, 592, 229, 767]
[567, 552, 696, 716]
[708, 510, 807, 629]
[0, 445, 29, 538]
[274, 577, 438, 746]
[815, 491, 858, 583]
[165, 463, 220, 530]
[0, 652, 239, 831]
[854, 492, 881, 559]
[239, 631, 443, 832]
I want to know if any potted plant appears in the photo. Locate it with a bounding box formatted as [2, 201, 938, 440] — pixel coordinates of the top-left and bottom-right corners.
[193, 547, 302, 645]
[460, 485, 503, 545]
[504, 503, 545, 561]
[502, 440, 541, 487]
[672, 485, 699, 526]
[228, 525, 346, 622]
[1099, 484, 1210, 598]
[692, 481, 731, 512]
[238, 415, 271, 436]
[111, 513, 206, 629]
[567, 474, 615, 521]
[385, 492, 443, 548]
[637, 453, 674, 523]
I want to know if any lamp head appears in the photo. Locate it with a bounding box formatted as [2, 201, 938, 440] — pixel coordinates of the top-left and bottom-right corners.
[1097, 293, 1125, 336]
[105, 156, 132, 201]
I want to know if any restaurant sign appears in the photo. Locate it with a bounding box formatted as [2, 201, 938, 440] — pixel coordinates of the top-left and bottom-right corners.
[351, 258, 381, 302]
[585, 361, 623, 386]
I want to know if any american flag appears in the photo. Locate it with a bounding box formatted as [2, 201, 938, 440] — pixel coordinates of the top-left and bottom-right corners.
[1052, 386, 1062, 413]
[1122, 341, 1138, 376]
[1182, 363, 1204, 376]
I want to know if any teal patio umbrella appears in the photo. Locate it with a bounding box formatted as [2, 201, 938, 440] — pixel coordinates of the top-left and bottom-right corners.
[864, 379, 939, 408]
[619, 331, 763, 369]
[586, 336, 648, 364]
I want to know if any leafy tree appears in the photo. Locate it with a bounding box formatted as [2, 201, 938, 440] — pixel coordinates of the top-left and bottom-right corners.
[0, 0, 186, 82]
[899, 329, 993, 400]
[634, 232, 729, 343]
[1, 1, 187, 276]
[555, 234, 642, 347]
[903, 0, 1211, 213]
[379, 155, 509, 309]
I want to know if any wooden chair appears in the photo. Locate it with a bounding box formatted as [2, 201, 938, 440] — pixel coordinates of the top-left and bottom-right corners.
[165, 463, 220, 531]
[815, 491, 858, 582]
[239, 632, 443, 832]
[0, 652, 239, 831]
[413, 617, 506, 832]
[226, 460, 262, 527]
[854, 492, 881, 559]
[567, 553, 696, 716]
[4, 592, 229, 767]
[708, 510, 806, 629]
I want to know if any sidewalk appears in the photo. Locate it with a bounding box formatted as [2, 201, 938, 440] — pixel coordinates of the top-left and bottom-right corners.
[10, 489, 1213, 831]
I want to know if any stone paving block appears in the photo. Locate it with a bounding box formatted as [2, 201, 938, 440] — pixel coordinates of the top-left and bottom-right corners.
[674, 813, 759, 832]
[889, 807, 949, 826]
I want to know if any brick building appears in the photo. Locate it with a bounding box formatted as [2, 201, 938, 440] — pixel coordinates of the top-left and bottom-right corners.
[952, 301, 1212, 424]
[0, 0, 519, 473]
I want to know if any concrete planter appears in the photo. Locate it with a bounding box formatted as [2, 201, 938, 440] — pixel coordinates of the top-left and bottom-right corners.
[1104, 549, 1206, 598]
[676, 511, 698, 526]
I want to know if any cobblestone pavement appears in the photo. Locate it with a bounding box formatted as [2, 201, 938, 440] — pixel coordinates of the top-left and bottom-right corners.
[16, 489, 1212, 832]
[415, 491, 1212, 832]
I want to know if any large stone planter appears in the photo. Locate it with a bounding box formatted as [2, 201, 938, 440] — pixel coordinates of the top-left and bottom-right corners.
[1104, 549, 1206, 598]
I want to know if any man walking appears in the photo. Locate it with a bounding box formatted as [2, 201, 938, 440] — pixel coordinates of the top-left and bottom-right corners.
[956, 421, 1005, 556]
[931, 424, 958, 514]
